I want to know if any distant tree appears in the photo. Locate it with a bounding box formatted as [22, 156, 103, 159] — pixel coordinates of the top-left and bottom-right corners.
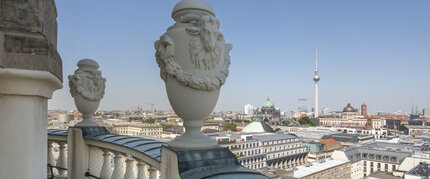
[160, 123, 173, 130]
[299, 116, 317, 126]
[143, 117, 156, 124]
[282, 120, 291, 126]
[223, 122, 237, 132]
[275, 128, 281, 132]
[387, 130, 393, 136]
[399, 124, 406, 131]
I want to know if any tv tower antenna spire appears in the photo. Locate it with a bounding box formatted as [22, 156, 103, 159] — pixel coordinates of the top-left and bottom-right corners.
[313, 48, 320, 118]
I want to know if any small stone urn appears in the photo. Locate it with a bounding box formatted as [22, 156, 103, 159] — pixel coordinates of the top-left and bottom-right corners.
[68, 59, 106, 127]
[155, 0, 232, 149]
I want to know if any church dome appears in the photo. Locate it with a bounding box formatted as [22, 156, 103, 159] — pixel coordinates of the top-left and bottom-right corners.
[343, 102, 355, 112]
[262, 96, 275, 108]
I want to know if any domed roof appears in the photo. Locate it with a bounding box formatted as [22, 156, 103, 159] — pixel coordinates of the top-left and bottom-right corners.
[242, 121, 275, 133]
[343, 102, 355, 112]
[262, 96, 275, 108]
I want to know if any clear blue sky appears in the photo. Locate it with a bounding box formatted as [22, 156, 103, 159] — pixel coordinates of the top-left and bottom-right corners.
[49, 0, 430, 113]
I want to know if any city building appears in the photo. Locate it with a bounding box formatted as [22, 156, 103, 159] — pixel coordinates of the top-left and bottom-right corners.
[424, 108, 430, 117]
[303, 139, 343, 162]
[331, 142, 422, 179]
[292, 159, 351, 179]
[109, 122, 163, 138]
[405, 125, 430, 136]
[245, 104, 254, 116]
[322, 108, 330, 116]
[404, 162, 430, 179]
[322, 133, 373, 147]
[319, 102, 386, 129]
[298, 98, 308, 114]
[362, 129, 388, 139]
[215, 132, 308, 170]
[253, 97, 281, 125]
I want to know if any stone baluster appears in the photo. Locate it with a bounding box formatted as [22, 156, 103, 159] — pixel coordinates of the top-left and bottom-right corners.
[47, 141, 55, 176]
[99, 149, 112, 179]
[57, 142, 67, 176]
[148, 166, 157, 179]
[136, 160, 146, 179]
[111, 152, 124, 179]
[124, 157, 136, 179]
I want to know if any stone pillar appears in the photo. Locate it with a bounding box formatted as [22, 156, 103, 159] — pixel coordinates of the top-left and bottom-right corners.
[0, 0, 62, 178]
[0, 66, 61, 179]
[67, 128, 89, 179]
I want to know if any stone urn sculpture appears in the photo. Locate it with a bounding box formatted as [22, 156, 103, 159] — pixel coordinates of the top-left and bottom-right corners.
[155, 0, 232, 149]
[68, 59, 106, 127]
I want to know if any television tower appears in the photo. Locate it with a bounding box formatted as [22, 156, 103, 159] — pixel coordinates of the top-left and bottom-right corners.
[313, 48, 320, 118]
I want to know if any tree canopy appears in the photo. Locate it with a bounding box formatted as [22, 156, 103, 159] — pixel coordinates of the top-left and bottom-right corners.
[298, 116, 317, 126]
[223, 122, 237, 132]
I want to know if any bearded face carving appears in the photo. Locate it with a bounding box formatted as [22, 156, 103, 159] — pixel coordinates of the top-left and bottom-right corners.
[155, 12, 232, 91]
[186, 15, 224, 70]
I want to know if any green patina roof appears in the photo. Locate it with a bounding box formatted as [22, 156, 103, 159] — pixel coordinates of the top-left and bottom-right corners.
[242, 121, 275, 133]
[262, 96, 274, 108]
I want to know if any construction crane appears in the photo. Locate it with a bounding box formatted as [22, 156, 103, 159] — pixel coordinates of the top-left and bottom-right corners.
[132, 106, 143, 121]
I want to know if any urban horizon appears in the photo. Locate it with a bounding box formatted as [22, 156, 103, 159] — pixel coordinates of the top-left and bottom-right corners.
[48, 0, 430, 113]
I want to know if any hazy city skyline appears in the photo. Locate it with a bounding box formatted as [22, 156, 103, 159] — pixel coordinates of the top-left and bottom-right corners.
[49, 0, 430, 112]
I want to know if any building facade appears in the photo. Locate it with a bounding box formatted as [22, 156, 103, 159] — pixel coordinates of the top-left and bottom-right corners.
[319, 103, 386, 129]
[331, 142, 415, 179]
[218, 133, 308, 170]
[109, 123, 163, 138]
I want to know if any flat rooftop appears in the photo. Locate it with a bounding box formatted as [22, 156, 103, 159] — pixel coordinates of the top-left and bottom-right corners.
[294, 159, 349, 178]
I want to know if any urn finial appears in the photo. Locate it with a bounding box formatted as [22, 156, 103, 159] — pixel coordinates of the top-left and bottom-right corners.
[68, 59, 106, 127]
[155, 0, 232, 149]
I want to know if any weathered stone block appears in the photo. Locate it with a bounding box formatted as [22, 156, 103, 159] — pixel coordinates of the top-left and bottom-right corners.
[0, 0, 62, 81]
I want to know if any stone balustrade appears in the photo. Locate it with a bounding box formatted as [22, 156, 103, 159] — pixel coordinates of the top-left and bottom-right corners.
[48, 129, 162, 179]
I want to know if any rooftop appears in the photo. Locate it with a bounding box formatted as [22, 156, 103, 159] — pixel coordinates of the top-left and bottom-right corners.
[293, 159, 349, 178]
[242, 121, 275, 133]
[405, 162, 430, 178]
[253, 133, 298, 142]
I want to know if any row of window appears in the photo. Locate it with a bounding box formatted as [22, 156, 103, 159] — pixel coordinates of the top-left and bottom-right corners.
[229, 142, 260, 150]
[243, 162, 265, 170]
[236, 149, 261, 157]
[239, 156, 265, 165]
[359, 153, 397, 162]
[263, 138, 299, 146]
[264, 143, 302, 153]
[266, 148, 306, 159]
[363, 161, 396, 172]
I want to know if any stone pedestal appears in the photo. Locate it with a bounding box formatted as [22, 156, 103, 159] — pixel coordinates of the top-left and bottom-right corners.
[67, 128, 89, 179]
[160, 146, 269, 179]
[0, 69, 62, 179]
[67, 127, 110, 179]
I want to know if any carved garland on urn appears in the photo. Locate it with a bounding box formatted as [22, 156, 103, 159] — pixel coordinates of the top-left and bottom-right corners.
[155, 14, 232, 92]
[68, 61, 106, 101]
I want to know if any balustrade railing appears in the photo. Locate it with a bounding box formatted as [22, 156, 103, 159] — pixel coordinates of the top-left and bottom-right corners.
[48, 129, 162, 179]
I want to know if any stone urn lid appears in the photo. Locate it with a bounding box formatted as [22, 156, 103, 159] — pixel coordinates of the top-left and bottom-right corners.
[77, 59, 100, 69]
[172, 0, 215, 18]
